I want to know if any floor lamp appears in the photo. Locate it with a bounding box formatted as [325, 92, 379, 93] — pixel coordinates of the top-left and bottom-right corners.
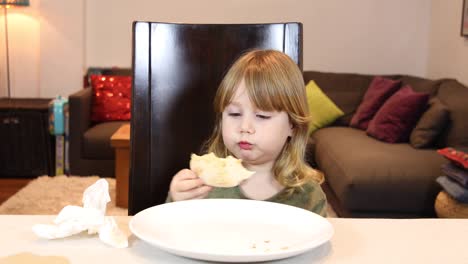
[1, 0, 29, 98]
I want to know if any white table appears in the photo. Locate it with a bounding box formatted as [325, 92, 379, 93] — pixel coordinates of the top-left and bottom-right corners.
[1, 215, 467, 263]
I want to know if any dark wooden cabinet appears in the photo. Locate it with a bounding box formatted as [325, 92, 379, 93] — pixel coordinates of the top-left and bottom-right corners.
[0, 98, 55, 178]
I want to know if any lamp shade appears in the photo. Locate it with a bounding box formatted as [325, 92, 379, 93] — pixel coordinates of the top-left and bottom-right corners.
[0, 0, 29, 6]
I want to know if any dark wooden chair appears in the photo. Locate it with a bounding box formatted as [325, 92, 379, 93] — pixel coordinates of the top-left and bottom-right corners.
[129, 22, 303, 215]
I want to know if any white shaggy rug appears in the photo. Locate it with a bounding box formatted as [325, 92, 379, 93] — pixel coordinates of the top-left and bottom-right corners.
[0, 175, 128, 216]
[0, 175, 337, 217]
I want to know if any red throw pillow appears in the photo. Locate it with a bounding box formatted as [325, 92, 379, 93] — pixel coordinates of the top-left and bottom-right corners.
[90, 75, 132, 122]
[366, 85, 429, 143]
[350, 76, 401, 130]
[437, 148, 468, 169]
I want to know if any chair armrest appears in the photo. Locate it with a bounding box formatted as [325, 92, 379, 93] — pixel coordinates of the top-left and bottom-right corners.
[68, 88, 93, 161]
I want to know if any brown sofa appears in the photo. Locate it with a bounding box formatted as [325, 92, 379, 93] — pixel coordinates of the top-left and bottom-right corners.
[304, 71, 468, 218]
[68, 68, 131, 177]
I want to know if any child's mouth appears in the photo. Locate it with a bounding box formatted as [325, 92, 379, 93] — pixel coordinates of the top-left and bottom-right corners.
[238, 141, 253, 150]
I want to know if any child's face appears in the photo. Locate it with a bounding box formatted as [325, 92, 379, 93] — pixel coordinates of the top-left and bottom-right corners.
[221, 80, 293, 170]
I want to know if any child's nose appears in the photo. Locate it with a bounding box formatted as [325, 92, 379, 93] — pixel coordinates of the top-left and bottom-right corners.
[240, 116, 255, 134]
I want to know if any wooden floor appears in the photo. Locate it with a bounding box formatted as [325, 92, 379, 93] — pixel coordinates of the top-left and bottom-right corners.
[0, 178, 32, 204]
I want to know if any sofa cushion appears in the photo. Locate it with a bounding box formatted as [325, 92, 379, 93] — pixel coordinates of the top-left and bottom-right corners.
[350, 76, 401, 130]
[306, 81, 344, 134]
[312, 126, 446, 215]
[410, 98, 450, 148]
[436, 80, 468, 148]
[82, 121, 128, 160]
[366, 85, 429, 143]
[303, 71, 401, 126]
[303, 71, 374, 125]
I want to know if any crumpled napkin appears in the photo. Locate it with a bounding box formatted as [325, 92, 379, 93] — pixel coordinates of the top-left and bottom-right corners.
[32, 179, 128, 248]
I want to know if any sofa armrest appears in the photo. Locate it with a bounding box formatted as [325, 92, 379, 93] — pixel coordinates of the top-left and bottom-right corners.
[68, 88, 93, 165]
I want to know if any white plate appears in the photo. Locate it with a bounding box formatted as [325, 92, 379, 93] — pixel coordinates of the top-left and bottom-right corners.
[129, 199, 333, 262]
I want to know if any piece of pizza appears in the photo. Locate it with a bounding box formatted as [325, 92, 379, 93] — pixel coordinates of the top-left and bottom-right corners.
[190, 153, 255, 187]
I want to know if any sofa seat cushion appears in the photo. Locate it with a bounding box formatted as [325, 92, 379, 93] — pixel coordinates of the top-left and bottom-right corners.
[83, 121, 129, 160]
[312, 126, 446, 215]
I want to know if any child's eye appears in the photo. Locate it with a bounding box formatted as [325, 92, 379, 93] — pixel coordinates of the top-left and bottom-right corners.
[256, 114, 271, 119]
[228, 112, 241, 117]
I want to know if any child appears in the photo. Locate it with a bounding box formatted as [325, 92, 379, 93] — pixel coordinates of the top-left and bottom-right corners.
[168, 49, 327, 216]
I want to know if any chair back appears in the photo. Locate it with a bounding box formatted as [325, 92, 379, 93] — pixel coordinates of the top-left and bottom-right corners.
[129, 22, 303, 215]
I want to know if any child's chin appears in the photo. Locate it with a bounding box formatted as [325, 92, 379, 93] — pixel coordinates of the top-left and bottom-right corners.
[236, 152, 255, 162]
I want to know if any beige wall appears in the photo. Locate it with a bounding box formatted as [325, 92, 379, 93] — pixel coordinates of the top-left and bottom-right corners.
[0, 0, 40, 98]
[427, 0, 468, 86]
[87, 0, 431, 76]
[38, 0, 84, 98]
[0, 0, 84, 98]
[0, 0, 439, 98]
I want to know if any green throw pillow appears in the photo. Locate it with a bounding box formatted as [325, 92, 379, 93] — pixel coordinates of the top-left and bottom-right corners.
[306, 80, 344, 134]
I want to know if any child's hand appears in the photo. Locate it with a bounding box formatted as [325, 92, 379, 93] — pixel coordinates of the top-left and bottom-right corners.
[169, 169, 213, 201]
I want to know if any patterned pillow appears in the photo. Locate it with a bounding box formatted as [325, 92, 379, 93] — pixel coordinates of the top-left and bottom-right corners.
[366, 85, 429, 143]
[90, 75, 132, 122]
[306, 81, 344, 134]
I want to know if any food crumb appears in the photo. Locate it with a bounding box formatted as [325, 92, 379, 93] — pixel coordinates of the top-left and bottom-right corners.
[281, 246, 289, 250]
[251, 244, 256, 249]
[264, 240, 270, 243]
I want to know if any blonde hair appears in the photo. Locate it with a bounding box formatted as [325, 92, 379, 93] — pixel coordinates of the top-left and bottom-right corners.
[204, 49, 323, 191]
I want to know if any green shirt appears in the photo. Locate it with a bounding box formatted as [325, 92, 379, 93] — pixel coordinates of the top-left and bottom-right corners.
[167, 180, 328, 217]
